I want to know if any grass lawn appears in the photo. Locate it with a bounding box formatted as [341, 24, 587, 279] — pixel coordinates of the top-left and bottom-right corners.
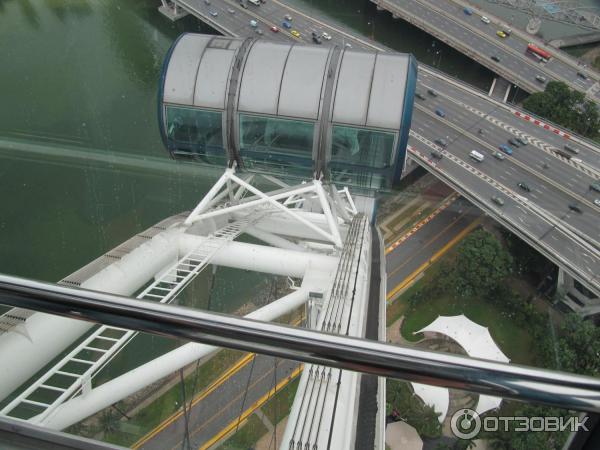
[261, 377, 300, 425]
[220, 414, 268, 449]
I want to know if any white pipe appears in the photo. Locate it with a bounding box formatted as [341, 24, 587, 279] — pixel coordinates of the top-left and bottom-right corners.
[42, 287, 313, 430]
[178, 236, 338, 277]
[313, 180, 342, 248]
[0, 229, 182, 401]
[245, 227, 307, 252]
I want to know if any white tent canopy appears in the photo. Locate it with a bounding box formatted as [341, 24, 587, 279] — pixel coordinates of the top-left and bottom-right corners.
[415, 314, 510, 363]
[410, 382, 449, 423]
[411, 315, 510, 418]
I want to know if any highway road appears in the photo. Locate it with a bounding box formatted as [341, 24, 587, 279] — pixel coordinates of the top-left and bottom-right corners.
[135, 354, 299, 450]
[170, 0, 600, 294]
[372, 0, 600, 102]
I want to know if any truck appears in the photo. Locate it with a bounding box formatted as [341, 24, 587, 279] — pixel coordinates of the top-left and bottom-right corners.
[469, 150, 484, 162]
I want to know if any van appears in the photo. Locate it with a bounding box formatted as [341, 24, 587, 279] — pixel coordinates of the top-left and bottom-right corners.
[564, 143, 579, 154]
[469, 150, 484, 162]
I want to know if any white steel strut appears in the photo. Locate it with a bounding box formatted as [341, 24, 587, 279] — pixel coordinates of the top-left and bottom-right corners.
[0, 218, 254, 423]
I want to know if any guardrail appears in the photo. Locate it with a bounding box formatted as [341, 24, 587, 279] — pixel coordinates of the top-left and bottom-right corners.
[1, 273, 599, 413]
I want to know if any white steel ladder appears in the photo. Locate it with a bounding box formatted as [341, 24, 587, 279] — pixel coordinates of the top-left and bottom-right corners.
[0, 218, 253, 424]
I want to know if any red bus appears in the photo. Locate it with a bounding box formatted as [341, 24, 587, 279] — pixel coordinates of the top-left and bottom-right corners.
[527, 44, 551, 61]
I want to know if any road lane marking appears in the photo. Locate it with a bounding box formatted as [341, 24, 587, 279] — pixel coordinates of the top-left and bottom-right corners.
[386, 218, 480, 302]
[199, 365, 303, 450]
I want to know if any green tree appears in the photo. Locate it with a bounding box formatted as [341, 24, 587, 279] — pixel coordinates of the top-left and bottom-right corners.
[386, 380, 442, 439]
[453, 229, 512, 298]
[523, 81, 600, 139]
[557, 314, 600, 376]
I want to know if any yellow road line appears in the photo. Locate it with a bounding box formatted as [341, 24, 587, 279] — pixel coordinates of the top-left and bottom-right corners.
[132, 353, 255, 449]
[133, 317, 303, 448]
[386, 219, 480, 302]
[199, 365, 304, 450]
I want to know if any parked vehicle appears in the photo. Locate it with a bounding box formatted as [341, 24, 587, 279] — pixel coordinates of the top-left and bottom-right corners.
[492, 196, 505, 206]
[564, 143, 579, 154]
[435, 138, 448, 147]
[469, 150, 485, 162]
[518, 182, 531, 192]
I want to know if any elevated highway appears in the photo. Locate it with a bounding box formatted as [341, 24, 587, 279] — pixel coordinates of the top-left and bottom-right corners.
[163, 0, 600, 298]
[371, 0, 600, 103]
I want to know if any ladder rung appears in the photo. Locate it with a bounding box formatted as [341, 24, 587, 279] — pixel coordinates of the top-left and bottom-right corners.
[143, 294, 164, 299]
[56, 371, 79, 378]
[70, 358, 95, 365]
[150, 287, 173, 292]
[40, 384, 67, 393]
[83, 346, 108, 353]
[95, 336, 120, 342]
[22, 399, 51, 407]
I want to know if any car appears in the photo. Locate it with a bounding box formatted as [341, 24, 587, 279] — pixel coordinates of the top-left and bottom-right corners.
[478, 128, 485, 135]
[431, 150, 444, 160]
[568, 203, 582, 214]
[493, 151, 506, 160]
[255, 29, 263, 35]
[250, 19, 257, 27]
[492, 196, 505, 206]
[463, 7, 473, 15]
[499, 144, 513, 155]
[435, 138, 448, 147]
[291, 30, 301, 38]
[496, 30, 507, 38]
[345, 43, 352, 48]
[481, 16, 491, 24]
[416, 92, 426, 100]
[508, 138, 520, 147]
[491, 55, 500, 62]
[435, 108, 446, 118]
[209, 10, 218, 17]
[227, 7, 235, 13]
[590, 181, 600, 193]
[577, 71, 588, 80]
[204, 0, 210, 4]
[516, 137, 528, 146]
[240, 1, 247, 8]
[594, 199, 600, 207]
[282, 21, 292, 29]
[503, 28, 512, 36]
[517, 182, 531, 192]
[427, 88, 438, 97]
[284, 14, 292, 21]
[322, 32, 332, 40]
[270, 26, 279, 32]
[312, 34, 322, 44]
[535, 75, 546, 83]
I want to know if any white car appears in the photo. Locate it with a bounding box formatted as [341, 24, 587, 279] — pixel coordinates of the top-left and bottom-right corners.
[322, 32, 332, 40]
[481, 16, 490, 24]
[595, 199, 600, 207]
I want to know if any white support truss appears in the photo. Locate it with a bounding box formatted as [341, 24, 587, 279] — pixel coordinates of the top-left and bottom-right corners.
[0, 218, 253, 423]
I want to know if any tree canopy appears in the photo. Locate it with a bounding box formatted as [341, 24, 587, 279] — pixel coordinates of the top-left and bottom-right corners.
[523, 81, 600, 139]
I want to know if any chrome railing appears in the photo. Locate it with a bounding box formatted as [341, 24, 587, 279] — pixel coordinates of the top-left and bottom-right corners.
[1, 273, 599, 415]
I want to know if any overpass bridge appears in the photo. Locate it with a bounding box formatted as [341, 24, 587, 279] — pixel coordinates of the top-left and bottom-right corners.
[371, 0, 600, 104]
[161, 0, 600, 301]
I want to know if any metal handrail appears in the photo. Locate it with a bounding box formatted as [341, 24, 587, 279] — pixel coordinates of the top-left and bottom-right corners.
[1, 273, 600, 413]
